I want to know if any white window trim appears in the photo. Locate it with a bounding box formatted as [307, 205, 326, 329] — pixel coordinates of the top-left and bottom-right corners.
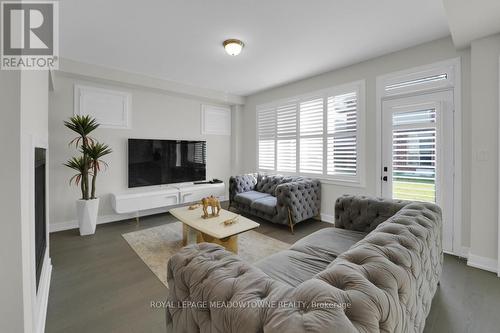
[256, 80, 366, 187]
[375, 57, 462, 257]
[380, 62, 456, 97]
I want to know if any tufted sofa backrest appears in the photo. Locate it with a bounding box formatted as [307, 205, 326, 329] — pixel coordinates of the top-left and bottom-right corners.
[255, 174, 303, 196]
[228, 173, 258, 202]
[335, 194, 409, 233]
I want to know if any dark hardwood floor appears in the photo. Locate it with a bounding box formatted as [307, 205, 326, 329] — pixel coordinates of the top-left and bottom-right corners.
[46, 205, 500, 333]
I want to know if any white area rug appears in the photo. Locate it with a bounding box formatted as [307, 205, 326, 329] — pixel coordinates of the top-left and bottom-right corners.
[122, 221, 290, 287]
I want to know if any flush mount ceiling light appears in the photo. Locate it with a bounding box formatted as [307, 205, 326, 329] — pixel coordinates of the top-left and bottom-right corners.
[223, 39, 244, 56]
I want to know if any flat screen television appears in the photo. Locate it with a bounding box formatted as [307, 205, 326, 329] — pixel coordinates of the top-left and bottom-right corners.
[128, 139, 206, 188]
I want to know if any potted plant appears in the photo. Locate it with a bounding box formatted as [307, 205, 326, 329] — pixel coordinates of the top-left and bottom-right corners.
[64, 115, 112, 236]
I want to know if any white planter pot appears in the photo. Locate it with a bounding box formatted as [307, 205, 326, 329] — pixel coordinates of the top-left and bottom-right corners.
[76, 198, 100, 236]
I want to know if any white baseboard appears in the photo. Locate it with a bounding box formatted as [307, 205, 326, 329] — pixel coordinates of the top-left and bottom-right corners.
[443, 246, 470, 259]
[320, 213, 335, 224]
[460, 246, 470, 258]
[50, 220, 79, 233]
[467, 253, 498, 274]
[49, 207, 170, 233]
[35, 257, 52, 333]
[459, 246, 470, 259]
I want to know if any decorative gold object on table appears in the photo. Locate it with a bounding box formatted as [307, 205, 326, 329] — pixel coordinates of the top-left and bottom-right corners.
[201, 195, 221, 219]
[223, 215, 239, 226]
[188, 203, 200, 210]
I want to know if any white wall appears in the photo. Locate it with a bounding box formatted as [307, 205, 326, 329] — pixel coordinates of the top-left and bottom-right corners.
[241, 37, 473, 250]
[230, 105, 244, 175]
[0, 69, 50, 333]
[469, 33, 500, 266]
[49, 73, 234, 229]
[0, 70, 24, 333]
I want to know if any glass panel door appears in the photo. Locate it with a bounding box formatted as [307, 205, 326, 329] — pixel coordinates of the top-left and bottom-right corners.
[392, 111, 437, 203]
[381, 91, 454, 252]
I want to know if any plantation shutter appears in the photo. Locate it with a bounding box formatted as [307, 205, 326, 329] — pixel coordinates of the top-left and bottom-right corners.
[392, 109, 436, 203]
[257, 107, 276, 170]
[256, 81, 363, 183]
[276, 103, 297, 172]
[299, 98, 323, 174]
[327, 92, 358, 176]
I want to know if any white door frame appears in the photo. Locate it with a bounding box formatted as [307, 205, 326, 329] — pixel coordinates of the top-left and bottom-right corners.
[376, 58, 463, 256]
[381, 91, 454, 252]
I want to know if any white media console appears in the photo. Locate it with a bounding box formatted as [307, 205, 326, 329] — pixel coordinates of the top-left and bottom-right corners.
[111, 182, 225, 220]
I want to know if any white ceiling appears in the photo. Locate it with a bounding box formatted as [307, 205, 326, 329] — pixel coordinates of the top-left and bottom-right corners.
[443, 0, 500, 49]
[60, 0, 450, 96]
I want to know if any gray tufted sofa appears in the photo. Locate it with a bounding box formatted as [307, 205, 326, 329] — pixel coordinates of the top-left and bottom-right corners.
[229, 173, 321, 232]
[166, 195, 443, 333]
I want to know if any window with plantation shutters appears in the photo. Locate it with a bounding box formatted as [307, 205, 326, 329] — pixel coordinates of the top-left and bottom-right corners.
[257, 81, 364, 184]
[300, 98, 323, 174]
[327, 92, 358, 176]
[257, 107, 276, 170]
[277, 103, 297, 172]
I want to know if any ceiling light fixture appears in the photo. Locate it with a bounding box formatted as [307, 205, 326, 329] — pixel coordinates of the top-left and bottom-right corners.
[223, 39, 244, 56]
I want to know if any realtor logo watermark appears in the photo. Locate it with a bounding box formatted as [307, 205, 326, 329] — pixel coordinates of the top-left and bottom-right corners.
[1, 1, 58, 70]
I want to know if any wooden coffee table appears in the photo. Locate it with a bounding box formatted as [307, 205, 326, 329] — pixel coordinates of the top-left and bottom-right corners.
[169, 206, 260, 254]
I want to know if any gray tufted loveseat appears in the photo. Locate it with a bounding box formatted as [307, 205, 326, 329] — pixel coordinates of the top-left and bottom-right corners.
[166, 195, 443, 333]
[229, 173, 321, 232]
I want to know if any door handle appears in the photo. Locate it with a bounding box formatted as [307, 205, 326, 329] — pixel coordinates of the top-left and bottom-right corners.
[382, 176, 388, 182]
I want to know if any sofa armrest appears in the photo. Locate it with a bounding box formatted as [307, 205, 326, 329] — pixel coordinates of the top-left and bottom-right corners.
[229, 174, 258, 203]
[275, 179, 321, 225]
[334, 194, 409, 232]
[166, 243, 290, 333]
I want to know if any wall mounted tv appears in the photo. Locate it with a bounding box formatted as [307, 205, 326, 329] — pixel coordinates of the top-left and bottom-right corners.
[128, 139, 206, 188]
